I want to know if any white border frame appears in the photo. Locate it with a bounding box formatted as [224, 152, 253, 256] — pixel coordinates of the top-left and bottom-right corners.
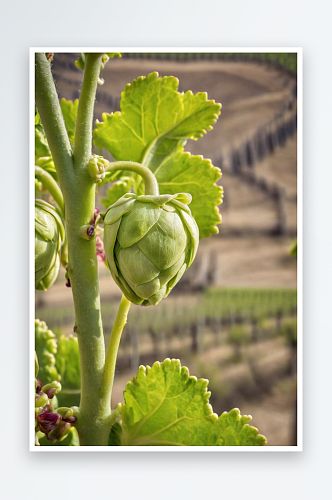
[30, 47, 303, 452]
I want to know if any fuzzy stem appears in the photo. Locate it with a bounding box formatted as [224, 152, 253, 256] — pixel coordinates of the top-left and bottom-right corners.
[35, 166, 65, 216]
[35, 52, 111, 446]
[67, 53, 110, 446]
[100, 295, 131, 404]
[73, 53, 103, 169]
[103, 160, 159, 196]
[35, 53, 74, 194]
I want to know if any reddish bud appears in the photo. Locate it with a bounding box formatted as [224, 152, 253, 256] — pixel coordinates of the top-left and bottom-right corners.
[37, 412, 62, 435]
[47, 421, 70, 443]
[63, 415, 77, 425]
[35, 379, 43, 393]
[44, 387, 56, 399]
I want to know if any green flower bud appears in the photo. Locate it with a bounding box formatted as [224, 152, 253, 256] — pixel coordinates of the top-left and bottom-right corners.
[103, 193, 199, 306]
[35, 200, 64, 290]
[88, 155, 105, 183]
[35, 393, 49, 407]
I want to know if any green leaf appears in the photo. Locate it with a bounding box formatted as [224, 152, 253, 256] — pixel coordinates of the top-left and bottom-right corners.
[35, 107, 41, 125]
[60, 98, 79, 146]
[108, 422, 122, 446]
[94, 72, 220, 166]
[156, 152, 222, 238]
[55, 334, 81, 390]
[35, 123, 51, 161]
[35, 108, 51, 160]
[93, 72, 222, 237]
[35, 109, 58, 180]
[120, 359, 266, 446]
[101, 176, 135, 209]
[105, 53, 122, 59]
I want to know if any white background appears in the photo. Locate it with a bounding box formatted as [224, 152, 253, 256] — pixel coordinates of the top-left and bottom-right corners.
[1, 0, 330, 498]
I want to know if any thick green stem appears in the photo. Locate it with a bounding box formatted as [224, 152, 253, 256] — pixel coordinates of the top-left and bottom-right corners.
[100, 295, 131, 404]
[103, 160, 159, 196]
[68, 53, 110, 446]
[35, 53, 74, 196]
[35, 52, 111, 446]
[35, 166, 65, 216]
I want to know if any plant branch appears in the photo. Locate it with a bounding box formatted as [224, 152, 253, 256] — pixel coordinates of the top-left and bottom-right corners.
[36, 52, 111, 445]
[35, 166, 65, 216]
[73, 53, 103, 169]
[35, 53, 74, 190]
[103, 160, 159, 196]
[100, 295, 131, 403]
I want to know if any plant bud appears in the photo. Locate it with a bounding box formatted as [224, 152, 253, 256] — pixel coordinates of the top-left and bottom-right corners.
[79, 225, 96, 240]
[47, 421, 71, 443]
[41, 381, 62, 399]
[36, 411, 62, 435]
[88, 155, 105, 182]
[35, 393, 49, 407]
[35, 378, 42, 393]
[103, 193, 199, 306]
[35, 200, 64, 291]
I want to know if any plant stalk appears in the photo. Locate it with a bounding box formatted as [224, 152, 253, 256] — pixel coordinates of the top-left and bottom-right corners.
[74, 53, 103, 169]
[100, 295, 131, 405]
[103, 160, 159, 196]
[35, 165, 65, 216]
[35, 53, 74, 196]
[35, 52, 111, 445]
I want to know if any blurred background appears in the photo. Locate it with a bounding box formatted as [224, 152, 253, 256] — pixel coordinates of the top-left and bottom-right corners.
[35, 52, 297, 446]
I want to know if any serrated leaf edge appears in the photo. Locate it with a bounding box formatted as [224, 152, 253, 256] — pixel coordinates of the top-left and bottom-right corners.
[121, 358, 267, 446]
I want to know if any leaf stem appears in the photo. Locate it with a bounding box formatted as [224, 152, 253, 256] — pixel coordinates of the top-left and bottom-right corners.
[103, 160, 159, 196]
[100, 295, 131, 403]
[35, 166, 65, 216]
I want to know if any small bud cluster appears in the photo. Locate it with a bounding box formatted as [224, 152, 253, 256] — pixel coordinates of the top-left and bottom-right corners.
[35, 378, 76, 445]
[35, 319, 59, 383]
[88, 155, 106, 183]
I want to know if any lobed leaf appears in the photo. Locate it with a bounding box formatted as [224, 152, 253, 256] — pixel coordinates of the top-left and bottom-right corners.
[156, 152, 223, 238]
[93, 73, 222, 237]
[120, 358, 266, 446]
[94, 72, 220, 167]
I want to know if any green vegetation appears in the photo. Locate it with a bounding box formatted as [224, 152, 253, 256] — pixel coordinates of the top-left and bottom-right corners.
[37, 287, 297, 335]
[122, 52, 298, 75]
